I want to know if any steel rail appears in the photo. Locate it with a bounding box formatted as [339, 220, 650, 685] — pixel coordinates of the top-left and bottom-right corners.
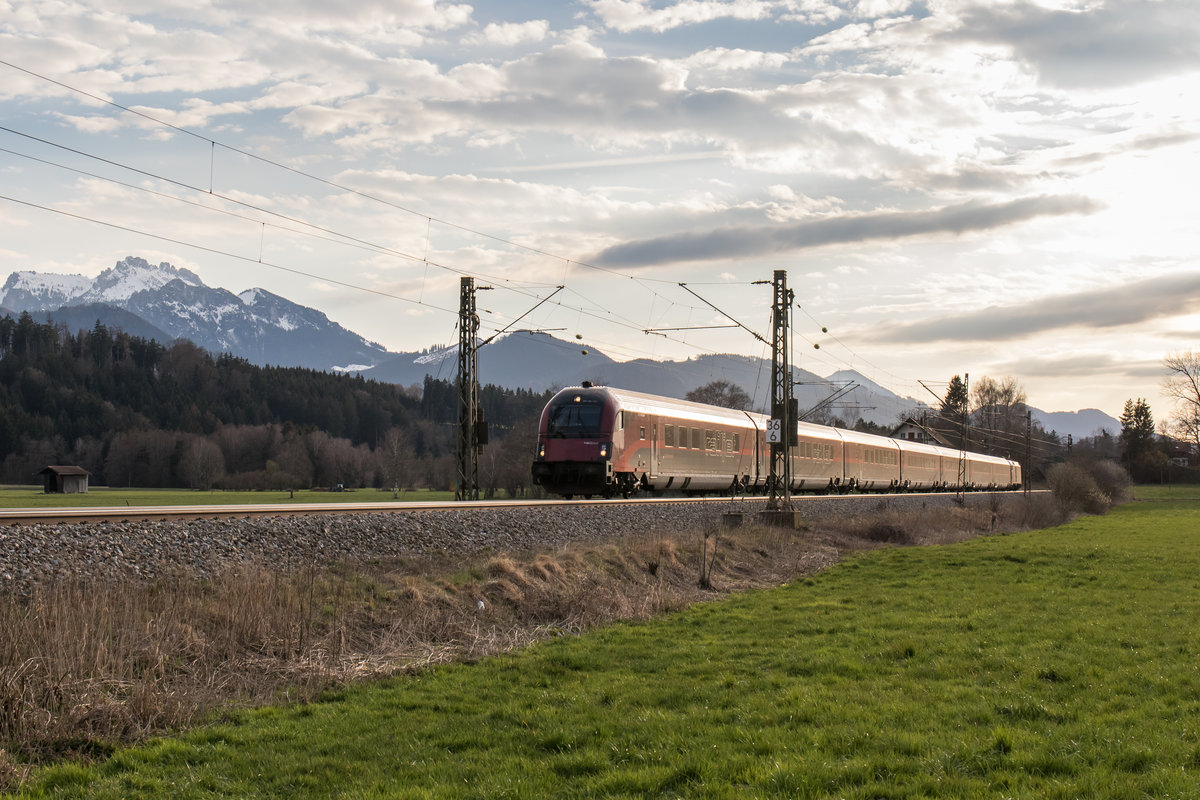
[0, 491, 1033, 526]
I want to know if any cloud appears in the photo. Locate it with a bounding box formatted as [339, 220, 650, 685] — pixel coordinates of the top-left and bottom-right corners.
[950, 0, 1200, 89]
[584, 0, 774, 33]
[879, 271, 1200, 344]
[464, 20, 551, 47]
[589, 194, 1100, 268]
[994, 352, 1154, 380]
[680, 47, 790, 72]
[216, 0, 474, 36]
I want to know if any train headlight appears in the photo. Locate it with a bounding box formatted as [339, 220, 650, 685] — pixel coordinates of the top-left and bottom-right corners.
[537, 442, 546, 458]
[599, 443, 610, 459]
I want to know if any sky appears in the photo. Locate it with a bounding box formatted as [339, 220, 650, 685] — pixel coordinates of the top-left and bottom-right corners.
[1, 0, 1198, 422]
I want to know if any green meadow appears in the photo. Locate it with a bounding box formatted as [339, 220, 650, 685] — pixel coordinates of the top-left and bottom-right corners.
[0, 486, 455, 508]
[12, 493, 1200, 799]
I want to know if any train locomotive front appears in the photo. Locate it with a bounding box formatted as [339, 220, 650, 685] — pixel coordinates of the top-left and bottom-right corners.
[531, 386, 625, 498]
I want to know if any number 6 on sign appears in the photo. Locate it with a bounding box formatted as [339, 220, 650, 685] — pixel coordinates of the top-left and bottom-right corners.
[766, 418, 782, 443]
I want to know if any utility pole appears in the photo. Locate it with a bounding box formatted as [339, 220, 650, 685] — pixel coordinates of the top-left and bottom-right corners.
[764, 269, 795, 518]
[1024, 409, 1032, 495]
[957, 372, 969, 502]
[456, 276, 481, 501]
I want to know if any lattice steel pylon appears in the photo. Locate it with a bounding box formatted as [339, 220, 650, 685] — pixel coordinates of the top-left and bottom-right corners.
[766, 269, 794, 511]
[1024, 409, 1032, 496]
[456, 276, 481, 501]
[957, 372, 969, 503]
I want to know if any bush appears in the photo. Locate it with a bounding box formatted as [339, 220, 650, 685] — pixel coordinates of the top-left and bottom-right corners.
[1047, 462, 1111, 515]
[1084, 460, 1132, 504]
[1012, 493, 1069, 530]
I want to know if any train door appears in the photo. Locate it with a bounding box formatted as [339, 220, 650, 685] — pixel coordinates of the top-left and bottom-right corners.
[650, 421, 658, 477]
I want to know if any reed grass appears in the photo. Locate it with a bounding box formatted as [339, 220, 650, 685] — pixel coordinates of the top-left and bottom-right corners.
[1, 495, 1063, 793]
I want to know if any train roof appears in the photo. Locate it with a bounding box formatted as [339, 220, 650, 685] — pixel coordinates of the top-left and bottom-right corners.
[558, 385, 767, 429]
[552, 385, 1019, 467]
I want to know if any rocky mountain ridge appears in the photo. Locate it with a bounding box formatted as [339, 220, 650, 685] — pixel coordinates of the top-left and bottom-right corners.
[1, 257, 390, 371]
[0, 257, 1120, 437]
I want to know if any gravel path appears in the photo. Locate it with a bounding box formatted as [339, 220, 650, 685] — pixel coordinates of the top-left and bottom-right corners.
[0, 493, 1017, 591]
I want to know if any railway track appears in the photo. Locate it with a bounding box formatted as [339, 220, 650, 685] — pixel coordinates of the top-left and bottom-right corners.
[0, 491, 1028, 525]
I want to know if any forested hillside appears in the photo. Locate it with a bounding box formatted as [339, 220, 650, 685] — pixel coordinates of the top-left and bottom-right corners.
[0, 313, 550, 493]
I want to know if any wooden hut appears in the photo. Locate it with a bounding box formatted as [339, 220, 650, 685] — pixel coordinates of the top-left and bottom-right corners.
[40, 465, 90, 494]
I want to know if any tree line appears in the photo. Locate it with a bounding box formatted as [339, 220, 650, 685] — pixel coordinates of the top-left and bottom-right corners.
[0, 313, 550, 494]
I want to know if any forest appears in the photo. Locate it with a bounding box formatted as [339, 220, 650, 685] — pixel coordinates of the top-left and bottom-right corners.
[0, 313, 550, 494]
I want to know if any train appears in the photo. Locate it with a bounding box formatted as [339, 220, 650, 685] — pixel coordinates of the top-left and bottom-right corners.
[531, 384, 1021, 499]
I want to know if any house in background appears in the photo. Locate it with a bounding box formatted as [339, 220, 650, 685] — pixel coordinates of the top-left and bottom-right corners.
[890, 416, 959, 448]
[40, 465, 90, 494]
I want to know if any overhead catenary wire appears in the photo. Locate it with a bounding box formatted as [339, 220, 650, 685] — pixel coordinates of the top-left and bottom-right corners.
[0, 59, 743, 355]
[0, 125, 753, 368]
[0, 127, 734, 359]
[0, 58, 705, 294]
[1, 61, 847, 370]
[1, 56, 991, 404]
[0, 191, 457, 317]
[0, 184, 733, 370]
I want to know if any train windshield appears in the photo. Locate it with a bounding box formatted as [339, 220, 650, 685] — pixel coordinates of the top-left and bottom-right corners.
[546, 398, 605, 437]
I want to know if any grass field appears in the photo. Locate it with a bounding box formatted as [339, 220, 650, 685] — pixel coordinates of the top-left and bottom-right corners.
[10, 492, 1200, 798]
[1132, 483, 1200, 501]
[0, 485, 456, 508]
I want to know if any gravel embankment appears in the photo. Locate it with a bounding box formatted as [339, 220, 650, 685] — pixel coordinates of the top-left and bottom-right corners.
[0, 493, 1019, 591]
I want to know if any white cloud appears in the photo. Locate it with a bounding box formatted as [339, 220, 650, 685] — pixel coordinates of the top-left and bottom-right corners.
[465, 20, 551, 47]
[584, 0, 774, 33]
[1, 0, 1198, 418]
[680, 47, 789, 72]
[951, 0, 1200, 90]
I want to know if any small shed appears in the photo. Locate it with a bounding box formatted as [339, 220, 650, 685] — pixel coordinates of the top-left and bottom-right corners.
[40, 465, 90, 494]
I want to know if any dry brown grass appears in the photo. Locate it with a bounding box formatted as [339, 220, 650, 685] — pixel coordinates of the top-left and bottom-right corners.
[0, 495, 1061, 791]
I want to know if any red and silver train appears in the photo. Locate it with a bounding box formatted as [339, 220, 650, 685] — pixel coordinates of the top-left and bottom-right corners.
[531, 384, 1021, 499]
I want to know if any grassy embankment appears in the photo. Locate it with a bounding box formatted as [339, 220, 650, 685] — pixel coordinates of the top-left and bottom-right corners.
[0, 486, 455, 508]
[5, 489, 1199, 798]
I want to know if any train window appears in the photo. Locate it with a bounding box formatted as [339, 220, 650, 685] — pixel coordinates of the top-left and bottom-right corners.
[705, 430, 717, 450]
[546, 399, 604, 436]
[692, 428, 704, 450]
[731, 433, 739, 452]
[665, 425, 675, 447]
[639, 426, 646, 440]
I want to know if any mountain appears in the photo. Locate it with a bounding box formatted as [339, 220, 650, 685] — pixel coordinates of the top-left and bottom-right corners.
[35, 303, 172, 343]
[362, 330, 616, 390]
[0, 257, 390, 371]
[361, 341, 922, 426]
[1032, 408, 1120, 440]
[0, 257, 1119, 434]
[0, 271, 93, 310]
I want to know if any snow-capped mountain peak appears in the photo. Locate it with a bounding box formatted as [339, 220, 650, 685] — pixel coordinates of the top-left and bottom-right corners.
[0, 270, 92, 311]
[414, 344, 457, 365]
[0, 256, 392, 371]
[81, 256, 204, 305]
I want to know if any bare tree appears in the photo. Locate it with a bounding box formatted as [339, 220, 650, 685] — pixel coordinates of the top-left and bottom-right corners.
[971, 375, 1028, 457]
[1163, 351, 1200, 453]
[686, 380, 751, 410]
[380, 427, 414, 498]
[179, 437, 226, 491]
